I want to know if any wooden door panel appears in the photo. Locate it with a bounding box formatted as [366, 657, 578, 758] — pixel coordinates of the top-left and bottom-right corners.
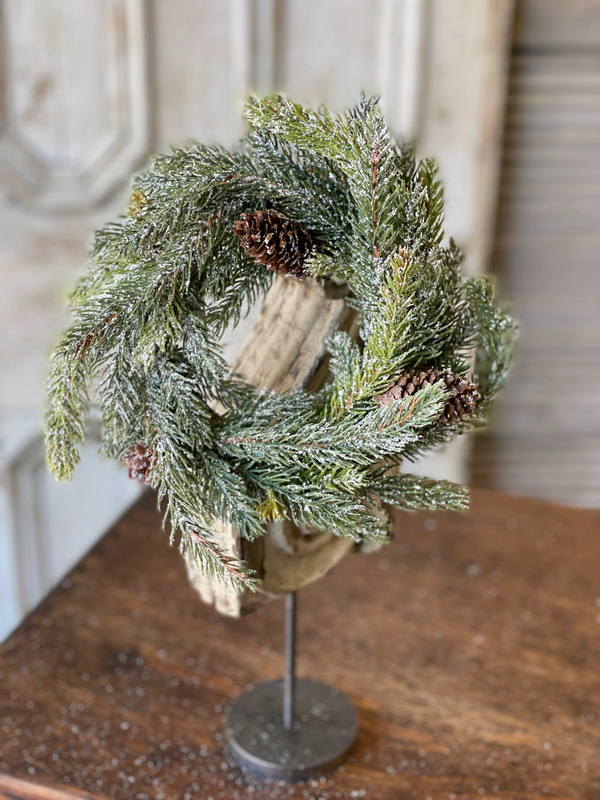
[0, 0, 148, 209]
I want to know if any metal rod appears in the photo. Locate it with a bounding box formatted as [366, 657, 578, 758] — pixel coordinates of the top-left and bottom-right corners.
[283, 592, 296, 730]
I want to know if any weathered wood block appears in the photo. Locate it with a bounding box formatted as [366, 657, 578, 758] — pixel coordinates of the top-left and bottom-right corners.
[185, 276, 360, 617]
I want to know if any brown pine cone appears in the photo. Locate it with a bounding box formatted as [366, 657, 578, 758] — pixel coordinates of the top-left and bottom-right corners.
[233, 209, 313, 279]
[374, 367, 481, 424]
[123, 442, 155, 483]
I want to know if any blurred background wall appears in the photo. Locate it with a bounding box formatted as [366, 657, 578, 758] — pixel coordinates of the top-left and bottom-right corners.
[472, 0, 600, 507]
[5, 0, 597, 637]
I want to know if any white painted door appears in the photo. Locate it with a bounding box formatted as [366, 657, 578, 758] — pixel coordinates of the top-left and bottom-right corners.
[0, 0, 513, 640]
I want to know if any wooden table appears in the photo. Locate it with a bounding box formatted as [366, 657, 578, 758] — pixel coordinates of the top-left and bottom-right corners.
[1, 489, 600, 800]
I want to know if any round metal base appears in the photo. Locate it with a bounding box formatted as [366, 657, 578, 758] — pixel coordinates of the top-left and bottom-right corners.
[226, 678, 358, 781]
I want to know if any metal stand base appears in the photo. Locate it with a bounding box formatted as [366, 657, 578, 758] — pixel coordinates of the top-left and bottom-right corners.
[226, 678, 358, 781]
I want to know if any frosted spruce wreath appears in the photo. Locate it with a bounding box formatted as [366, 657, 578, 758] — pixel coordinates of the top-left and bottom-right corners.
[44, 95, 517, 587]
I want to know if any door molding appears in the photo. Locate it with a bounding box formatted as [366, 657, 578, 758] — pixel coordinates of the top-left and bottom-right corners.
[0, 0, 149, 210]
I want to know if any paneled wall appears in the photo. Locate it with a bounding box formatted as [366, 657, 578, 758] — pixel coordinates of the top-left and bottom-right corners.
[0, 0, 513, 426]
[472, 0, 600, 507]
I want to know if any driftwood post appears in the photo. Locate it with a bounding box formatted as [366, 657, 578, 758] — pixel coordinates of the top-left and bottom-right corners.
[185, 276, 363, 616]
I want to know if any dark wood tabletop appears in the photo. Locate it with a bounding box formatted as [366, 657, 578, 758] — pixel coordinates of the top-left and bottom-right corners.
[1, 488, 600, 800]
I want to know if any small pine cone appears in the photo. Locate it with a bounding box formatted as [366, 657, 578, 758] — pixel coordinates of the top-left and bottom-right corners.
[233, 209, 313, 279]
[374, 367, 481, 424]
[123, 442, 155, 483]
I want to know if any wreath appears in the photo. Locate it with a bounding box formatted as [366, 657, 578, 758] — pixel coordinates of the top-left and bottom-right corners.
[45, 96, 517, 586]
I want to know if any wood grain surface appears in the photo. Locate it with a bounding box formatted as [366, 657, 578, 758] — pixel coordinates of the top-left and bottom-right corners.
[1, 489, 600, 800]
[0, 773, 103, 800]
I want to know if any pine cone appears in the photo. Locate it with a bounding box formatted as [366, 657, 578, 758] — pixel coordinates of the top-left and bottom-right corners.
[375, 367, 481, 424]
[233, 209, 313, 279]
[123, 442, 155, 483]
